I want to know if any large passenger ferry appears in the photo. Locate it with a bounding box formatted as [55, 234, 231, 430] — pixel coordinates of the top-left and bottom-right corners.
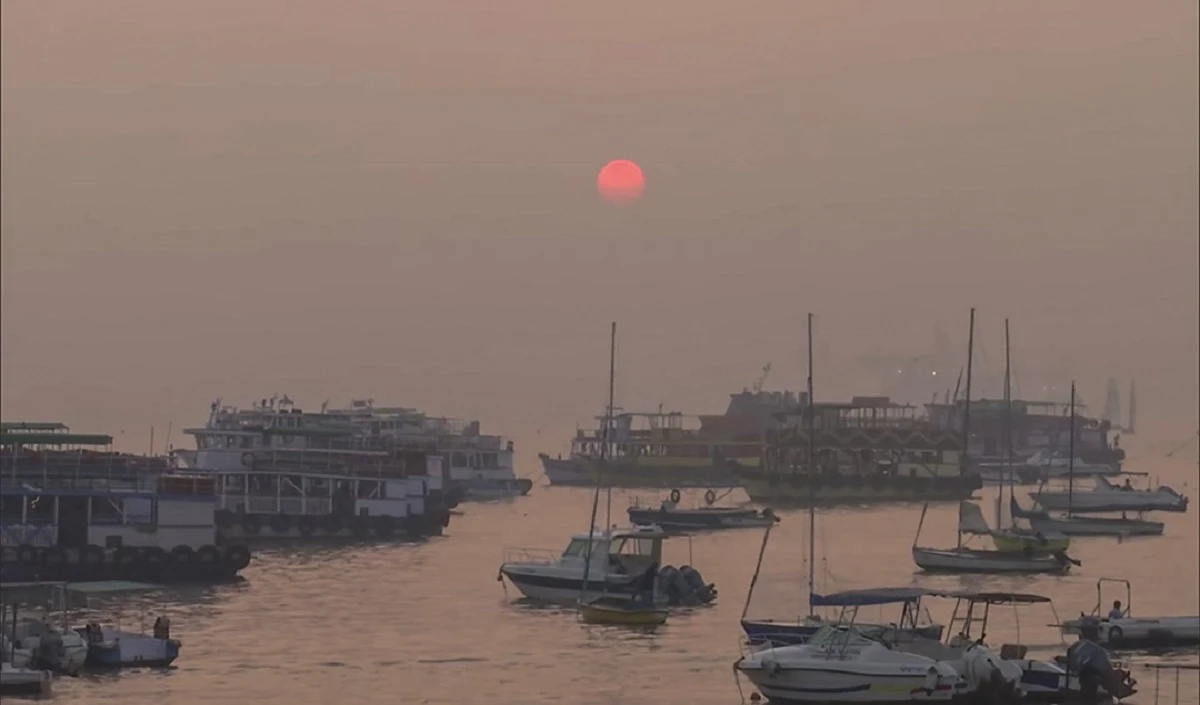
[177, 397, 454, 540]
[0, 423, 251, 583]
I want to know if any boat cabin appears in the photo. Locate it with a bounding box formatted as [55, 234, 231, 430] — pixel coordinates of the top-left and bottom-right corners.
[561, 526, 666, 577]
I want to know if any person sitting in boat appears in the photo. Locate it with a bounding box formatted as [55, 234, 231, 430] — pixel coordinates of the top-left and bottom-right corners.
[1107, 601, 1126, 620]
[1067, 616, 1126, 703]
[660, 498, 677, 511]
[1121, 478, 1133, 491]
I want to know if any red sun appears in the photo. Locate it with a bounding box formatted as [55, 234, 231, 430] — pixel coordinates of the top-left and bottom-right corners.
[597, 159, 645, 204]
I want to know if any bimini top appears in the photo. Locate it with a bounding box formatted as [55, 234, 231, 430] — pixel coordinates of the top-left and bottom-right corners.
[928, 589, 1051, 605]
[571, 525, 668, 542]
[810, 586, 930, 607]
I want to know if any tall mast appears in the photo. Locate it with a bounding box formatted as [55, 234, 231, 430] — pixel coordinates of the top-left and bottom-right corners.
[580, 322, 616, 604]
[806, 312, 816, 614]
[1068, 380, 1076, 517]
[958, 307, 976, 549]
[605, 322, 617, 531]
[1003, 318, 1013, 527]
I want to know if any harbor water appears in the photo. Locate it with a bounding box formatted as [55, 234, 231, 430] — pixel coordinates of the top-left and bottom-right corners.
[47, 450, 1199, 705]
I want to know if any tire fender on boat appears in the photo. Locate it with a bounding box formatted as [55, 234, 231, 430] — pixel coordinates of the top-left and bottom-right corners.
[225, 544, 252, 570]
[270, 514, 292, 534]
[374, 515, 395, 538]
[297, 515, 318, 537]
[82, 544, 106, 566]
[196, 545, 221, 563]
[169, 545, 194, 564]
[242, 514, 263, 535]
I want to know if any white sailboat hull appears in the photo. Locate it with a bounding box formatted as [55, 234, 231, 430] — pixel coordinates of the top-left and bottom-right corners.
[1028, 514, 1163, 536]
[1030, 487, 1188, 513]
[912, 547, 1070, 574]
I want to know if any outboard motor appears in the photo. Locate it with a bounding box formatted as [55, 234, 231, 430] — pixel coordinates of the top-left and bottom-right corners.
[153, 616, 171, 640]
[658, 565, 683, 605]
[679, 565, 718, 605]
[35, 630, 64, 671]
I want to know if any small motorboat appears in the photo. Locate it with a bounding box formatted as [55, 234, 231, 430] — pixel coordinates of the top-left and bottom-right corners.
[577, 597, 668, 626]
[67, 581, 181, 668]
[0, 661, 51, 697]
[1031, 476, 1188, 513]
[741, 587, 944, 648]
[1058, 578, 1200, 649]
[626, 488, 778, 532]
[498, 525, 717, 606]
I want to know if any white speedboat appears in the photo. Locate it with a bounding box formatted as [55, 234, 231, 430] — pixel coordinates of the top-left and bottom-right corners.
[737, 624, 964, 703]
[1022, 451, 1120, 479]
[1010, 497, 1164, 537]
[498, 525, 717, 607]
[4, 615, 88, 675]
[1030, 477, 1188, 513]
[1059, 578, 1200, 649]
[0, 660, 51, 697]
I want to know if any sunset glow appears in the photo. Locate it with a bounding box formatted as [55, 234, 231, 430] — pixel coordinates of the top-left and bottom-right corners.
[597, 159, 645, 204]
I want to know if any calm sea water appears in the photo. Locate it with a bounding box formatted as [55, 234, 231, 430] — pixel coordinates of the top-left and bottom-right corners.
[45, 449, 1200, 705]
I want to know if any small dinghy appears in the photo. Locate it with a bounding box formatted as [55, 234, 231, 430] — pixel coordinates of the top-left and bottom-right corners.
[1059, 578, 1200, 649]
[626, 488, 778, 532]
[577, 597, 668, 626]
[67, 581, 181, 668]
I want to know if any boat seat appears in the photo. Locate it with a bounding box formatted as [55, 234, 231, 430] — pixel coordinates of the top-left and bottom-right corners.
[1000, 643, 1027, 660]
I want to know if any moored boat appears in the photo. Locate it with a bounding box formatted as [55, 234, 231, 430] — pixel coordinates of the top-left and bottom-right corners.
[1030, 476, 1188, 514]
[577, 597, 669, 626]
[0, 661, 51, 697]
[1058, 578, 1200, 649]
[912, 546, 1073, 574]
[627, 489, 777, 531]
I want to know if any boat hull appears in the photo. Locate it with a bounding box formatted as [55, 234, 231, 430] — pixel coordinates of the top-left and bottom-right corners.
[627, 506, 776, 531]
[538, 453, 737, 488]
[912, 547, 1071, 574]
[1028, 515, 1164, 537]
[989, 531, 1070, 554]
[739, 471, 982, 507]
[0, 666, 51, 697]
[578, 601, 668, 626]
[1029, 491, 1188, 513]
[499, 565, 653, 604]
[737, 664, 958, 703]
[81, 630, 181, 668]
[0, 544, 250, 584]
[459, 477, 533, 500]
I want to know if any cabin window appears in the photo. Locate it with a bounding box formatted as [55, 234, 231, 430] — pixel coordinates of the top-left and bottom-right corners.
[240, 436, 253, 449]
[281, 435, 294, 446]
[249, 474, 279, 496]
[483, 453, 498, 468]
[1, 495, 23, 523]
[26, 495, 54, 524]
[452, 452, 467, 468]
[223, 474, 246, 493]
[357, 480, 381, 499]
[562, 539, 594, 557]
[91, 497, 123, 524]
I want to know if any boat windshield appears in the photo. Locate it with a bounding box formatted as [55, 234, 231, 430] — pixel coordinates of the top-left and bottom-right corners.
[562, 539, 592, 557]
[806, 625, 878, 648]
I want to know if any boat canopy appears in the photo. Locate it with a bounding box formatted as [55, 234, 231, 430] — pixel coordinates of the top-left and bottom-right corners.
[810, 586, 929, 607]
[570, 525, 668, 542]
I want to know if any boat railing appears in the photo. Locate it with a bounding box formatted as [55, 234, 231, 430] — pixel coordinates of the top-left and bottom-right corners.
[0, 524, 56, 548]
[501, 547, 558, 565]
[1142, 663, 1199, 705]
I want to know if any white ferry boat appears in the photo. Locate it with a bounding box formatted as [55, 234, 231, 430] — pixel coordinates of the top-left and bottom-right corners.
[178, 398, 453, 540]
[323, 399, 531, 501]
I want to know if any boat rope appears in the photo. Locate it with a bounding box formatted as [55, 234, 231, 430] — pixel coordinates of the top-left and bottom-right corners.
[740, 521, 774, 620]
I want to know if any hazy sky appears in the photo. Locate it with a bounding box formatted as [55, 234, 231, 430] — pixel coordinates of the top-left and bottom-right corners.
[3, 1, 1197, 458]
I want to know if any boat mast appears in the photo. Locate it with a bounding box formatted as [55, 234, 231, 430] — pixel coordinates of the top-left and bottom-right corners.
[958, 307, 976, 550]
[806, 312, 816, 615]
[1068, 380, 1076, 517]
[580, 322, 616, 605]
[605, 321, 616, 531]
[1003, 318, 1012, 528]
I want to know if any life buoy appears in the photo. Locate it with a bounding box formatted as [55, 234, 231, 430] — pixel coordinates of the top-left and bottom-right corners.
[241, 514, 262, 535]
[241, 452, 255, 468]
[320, 514, 344, 534]
[196, 545, 221, 564]
[270, 514, 291, 534]
[170, 545, 194, 564]
[224, 544, 252, 570]
[374, 515, 395, 538]
[297, 516, 317, 537]
[704, 489, 717, 506]
[669, 488, 682, 504]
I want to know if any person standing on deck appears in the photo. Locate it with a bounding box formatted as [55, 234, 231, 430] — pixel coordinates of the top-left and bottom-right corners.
[1107, 601, 1125, 620]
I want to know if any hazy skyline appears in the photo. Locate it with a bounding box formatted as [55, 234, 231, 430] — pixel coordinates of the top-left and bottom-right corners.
[3, 1, 1197, 457]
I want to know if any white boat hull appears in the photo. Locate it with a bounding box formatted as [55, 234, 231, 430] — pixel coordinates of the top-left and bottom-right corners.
[737, 645, 961, 703]
[1028, 514, 1163, 536]
[538, 454, 593, 486]
[912, 547, 1070, 574]
[1030, 488, 1188, 513]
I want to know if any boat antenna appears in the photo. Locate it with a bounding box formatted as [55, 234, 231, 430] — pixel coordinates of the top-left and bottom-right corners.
[1068, 380, 1076, 517]
[806, 312, 816, 615]
[1004, 318, 1012, 528]
[579, 322, 616, 608]
[958, 307, 976, 549]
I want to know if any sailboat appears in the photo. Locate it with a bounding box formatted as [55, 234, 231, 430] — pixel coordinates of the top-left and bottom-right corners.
[577, 323, 669, 627]
[912, 309, 1078, 574]
[987, 319, 1070, 554]
[741, 315, 944, 646]
[1012, 384, 1167, 537]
